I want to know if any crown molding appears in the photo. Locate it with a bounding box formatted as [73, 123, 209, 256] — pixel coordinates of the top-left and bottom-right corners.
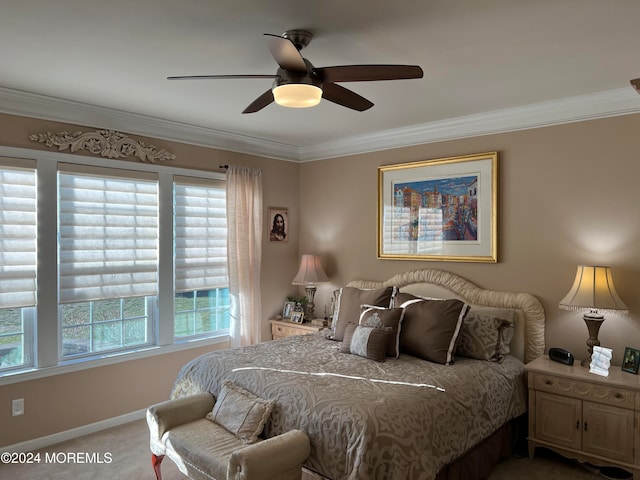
[0, 87, 300, 161]
[1, 86, 639, 163]
[299, 87, 640, 161]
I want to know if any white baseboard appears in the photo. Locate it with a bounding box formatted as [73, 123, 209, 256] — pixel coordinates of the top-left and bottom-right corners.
[3, 409, 147, 453]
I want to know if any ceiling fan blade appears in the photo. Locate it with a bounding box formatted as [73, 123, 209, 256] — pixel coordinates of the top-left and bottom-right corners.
[316, 65, 423, 83]
[322, 83, 373, 112]
[167, 74, 276, 80]
[264, 34, 307, 72]
[242, 89, 275, 114]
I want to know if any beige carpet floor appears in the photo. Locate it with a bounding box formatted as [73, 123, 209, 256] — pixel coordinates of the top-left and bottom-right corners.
[0, 419, 612, 480]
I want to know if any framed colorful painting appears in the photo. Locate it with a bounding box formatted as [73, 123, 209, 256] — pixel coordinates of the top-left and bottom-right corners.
[378, 152, 498, 262]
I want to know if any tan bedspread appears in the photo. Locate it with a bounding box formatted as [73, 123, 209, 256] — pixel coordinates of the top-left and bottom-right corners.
[171, 332, 526, 480]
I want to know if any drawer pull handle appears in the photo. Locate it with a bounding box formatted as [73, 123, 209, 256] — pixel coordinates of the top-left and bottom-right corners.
[584, 421, 588, 432]
[613, 392, 622, 399]
[544, 379, 553, 385]
[576, 420, 580, 430]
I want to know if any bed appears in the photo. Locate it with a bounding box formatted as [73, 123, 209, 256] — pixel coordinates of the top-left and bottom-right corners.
[170, 269, 545, 480]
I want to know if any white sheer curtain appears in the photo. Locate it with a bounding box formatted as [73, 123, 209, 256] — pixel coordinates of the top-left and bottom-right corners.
[226, 166, 263, 347]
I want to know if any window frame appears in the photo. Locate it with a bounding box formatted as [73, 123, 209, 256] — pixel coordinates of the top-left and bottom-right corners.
[0, 159, 38, 372]
[0, 306, 35, 372]
[56, 166, 160, 359]
[173, 177, 230, 340]
[174, 287, 230, 340]
[59, 296, 158, 360]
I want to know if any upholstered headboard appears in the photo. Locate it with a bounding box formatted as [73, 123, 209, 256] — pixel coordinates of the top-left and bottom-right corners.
[347, 269, 545, 363]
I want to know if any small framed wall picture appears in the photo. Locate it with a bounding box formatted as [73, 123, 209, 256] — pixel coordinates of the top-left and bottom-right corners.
[622, 347, 640, 374]
[290, 311, 304, 324]
[282, 301, 295, 319]
[268, 207, 288, 242]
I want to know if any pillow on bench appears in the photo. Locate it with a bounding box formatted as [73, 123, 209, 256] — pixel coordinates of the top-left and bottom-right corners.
[206, 380, 274, 444]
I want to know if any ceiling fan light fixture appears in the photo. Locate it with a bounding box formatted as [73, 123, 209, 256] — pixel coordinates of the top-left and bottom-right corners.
[273, 84, 322, 108]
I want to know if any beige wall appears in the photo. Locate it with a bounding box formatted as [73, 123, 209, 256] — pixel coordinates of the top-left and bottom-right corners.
[0, 344, 226, 446]
[300, 114, 640, 368]
[0, 113, 301, 447]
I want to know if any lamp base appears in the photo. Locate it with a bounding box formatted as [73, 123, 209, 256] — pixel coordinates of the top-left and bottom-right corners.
[583, 312, 604, 367]
[303, 285, 317, 321]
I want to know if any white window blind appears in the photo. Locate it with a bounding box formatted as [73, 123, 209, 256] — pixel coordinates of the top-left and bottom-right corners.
[0, 160, 37, 309]
[174, 177, 228, 293]
[58, 166, 159, 303]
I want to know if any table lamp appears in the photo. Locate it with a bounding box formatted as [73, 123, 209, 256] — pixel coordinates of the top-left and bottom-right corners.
[559, 265, 628, 365]
[292, 254, 328, 320]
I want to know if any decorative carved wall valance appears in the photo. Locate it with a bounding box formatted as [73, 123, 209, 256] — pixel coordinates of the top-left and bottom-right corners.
[29, 129, 176, 163]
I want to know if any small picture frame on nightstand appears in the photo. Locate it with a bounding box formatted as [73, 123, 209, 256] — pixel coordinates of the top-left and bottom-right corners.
[290, 311, 304, 324]
[282, 301, 295, 319]
[622, 347, 640, 374]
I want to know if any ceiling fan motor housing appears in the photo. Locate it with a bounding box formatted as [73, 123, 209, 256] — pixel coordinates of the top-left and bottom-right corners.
[282, 30, 313, 51]
[273, 59, 322, 90]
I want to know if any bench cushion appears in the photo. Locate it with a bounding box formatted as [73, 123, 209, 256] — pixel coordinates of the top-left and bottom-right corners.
[165, 419, 243, 480]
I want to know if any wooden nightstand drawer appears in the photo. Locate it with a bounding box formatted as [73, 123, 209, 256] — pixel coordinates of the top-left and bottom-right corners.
[273, 324, 301, 337]
[533, 373, 635, 409]
[270, 319, 323, 340]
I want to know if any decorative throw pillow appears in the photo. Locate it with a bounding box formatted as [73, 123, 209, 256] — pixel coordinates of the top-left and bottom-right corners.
[206, 380, 274, 444]
[399, 299, 469, 365]
[340, 323, 391, 362]
[332, 286, 396, 341]
[455, 307, 516, 361]
[359, 305, 404, 358]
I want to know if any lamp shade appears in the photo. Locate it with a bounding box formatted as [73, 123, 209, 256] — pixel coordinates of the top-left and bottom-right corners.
[292, 254, 328, 285]
[559, 265, 628, 314]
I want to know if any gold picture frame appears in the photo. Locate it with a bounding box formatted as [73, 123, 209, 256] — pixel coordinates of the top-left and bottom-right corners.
[290, 311, 304, 324]
[378, 152, 497, 262]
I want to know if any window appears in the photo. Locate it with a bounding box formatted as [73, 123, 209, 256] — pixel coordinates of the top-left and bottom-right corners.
[0, 159, 37, 371]
[58, 165, 159, 358]
[0, 152, 228, 377]
[174, 178, 229, 338]
[175, 289, 229, 337]
[60, 297, 156, 356]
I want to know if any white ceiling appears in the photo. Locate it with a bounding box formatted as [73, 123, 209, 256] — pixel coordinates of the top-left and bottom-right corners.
[2, 0, 640, 161]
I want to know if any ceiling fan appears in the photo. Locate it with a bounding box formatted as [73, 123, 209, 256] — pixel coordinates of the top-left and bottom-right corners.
[168, 29, 424, 114]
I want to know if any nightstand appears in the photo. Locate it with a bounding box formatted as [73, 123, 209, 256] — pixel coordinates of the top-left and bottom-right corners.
[526, 356, 640, 478]
[270, 319, 323, 340]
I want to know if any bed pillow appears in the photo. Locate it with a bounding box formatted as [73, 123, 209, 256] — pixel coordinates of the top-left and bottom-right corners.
[455, 307, 516, 361]
[206, 380, 274, 444]
[340, 323, 391, 362]
[332, 286, 396, 341]
[359, 305, 404, 358]
[394, 291, 442, 307]
[399, 299, 469, 365]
